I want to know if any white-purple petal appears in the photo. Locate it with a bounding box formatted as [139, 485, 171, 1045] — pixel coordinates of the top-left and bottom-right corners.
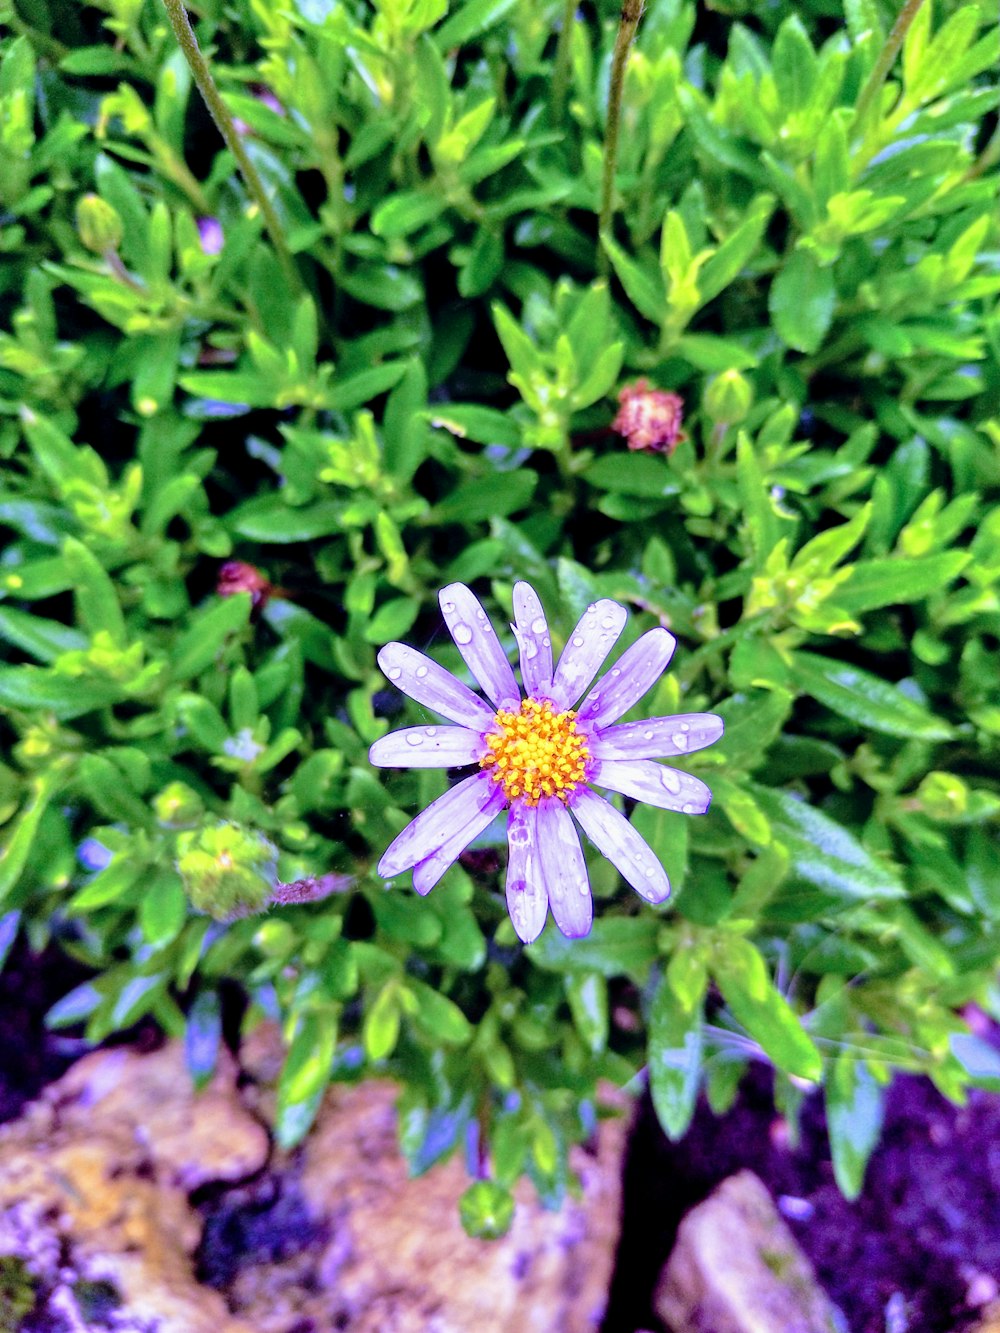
[410, 782, 506, 896]
[505, 802, 548, 943]
[438, 583, 519, 709]
[550, 599, 628, 709]
[378, 772, 498, 878]
[378, 642, 495, 730]
[570, 787, 670, 904]
[591, 713, 724, 761]
[369, 725, 487, 770]
[535, 799, 593, 938]
[576, 628, 676, 728]
[511, 581, 553, 698]
[590, 758, 713, 815]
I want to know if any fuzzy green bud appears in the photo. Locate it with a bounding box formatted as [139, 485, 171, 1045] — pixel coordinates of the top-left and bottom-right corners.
[76, 193, 124, 254]
[915, 771, 969, 821]
[176, 821, 279, 920]
[703, 369, 753, 426]
[154, 781, 205, 829]
[459, 1180, 515, 1240]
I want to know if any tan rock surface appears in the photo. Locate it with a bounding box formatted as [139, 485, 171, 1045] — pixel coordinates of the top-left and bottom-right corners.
[0, 1042, 264, 1333]
[0, 1026, 628, 1332]
[229, 1024, 628, 1332]
[654, 1169, 843, 1333]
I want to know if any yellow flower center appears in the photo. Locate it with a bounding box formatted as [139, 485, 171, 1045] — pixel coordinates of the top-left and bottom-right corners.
[480, 698, 590, 806]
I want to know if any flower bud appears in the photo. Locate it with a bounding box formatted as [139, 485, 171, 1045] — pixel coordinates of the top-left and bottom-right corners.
[459, 1180, 515, 1240]
[176, 821, 279, 920]
[611, 380, 685, 454]
[703, 369, 753, 426]
[76, 194, 124, 255]
[154, 781, 204, 829]
[217, 560, 274, 610]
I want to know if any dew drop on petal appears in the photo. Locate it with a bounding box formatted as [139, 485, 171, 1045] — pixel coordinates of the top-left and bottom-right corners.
[424, 727, 437, 736]
[586, 604, 598, 616]
[525, 641, 538, 660]
[415, 665, 429, 679]
[660, 768, 681, 794]
[643, 730, 654, 741]
[683, 802, 698, 814]
[611, 668, 621, 678]
[388, 667, 402, 681]
[644, 865, 656, 878]
[572, 635, 585, 648]
[531, 617, 546, 634]
[405, 733, 423, 747]
[578, 879, 589, 895]
[600, 616, 616, 629]
[442, 600, 455, 613]
[543, 637, 550, 648]
[453, 623, 473, 645]
[673, 733, 690, 750]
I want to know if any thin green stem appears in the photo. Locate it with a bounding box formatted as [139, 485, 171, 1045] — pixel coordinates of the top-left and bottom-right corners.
[598, 0, 643, 276]
[551, 0, 577, 127]
[853, 0, 927, 130]
[159, 0, 304, 298]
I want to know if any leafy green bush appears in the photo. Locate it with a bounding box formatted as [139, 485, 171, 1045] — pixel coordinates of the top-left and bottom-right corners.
[1, 0, 998, 1225]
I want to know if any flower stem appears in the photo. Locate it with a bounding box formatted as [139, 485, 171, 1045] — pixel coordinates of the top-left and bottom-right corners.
[551, 0, 577, 127]
[598, 0, 643, 276]
[159, 0, 304, 298]
[853, 0, 926, 130]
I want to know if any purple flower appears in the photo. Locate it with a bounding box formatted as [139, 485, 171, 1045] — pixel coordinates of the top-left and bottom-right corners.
[369, 582, 723, 943]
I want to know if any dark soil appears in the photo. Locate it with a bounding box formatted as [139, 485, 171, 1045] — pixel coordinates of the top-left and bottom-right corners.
[604, 1064, 1000, 1333]
[0, 939, 91, 1125]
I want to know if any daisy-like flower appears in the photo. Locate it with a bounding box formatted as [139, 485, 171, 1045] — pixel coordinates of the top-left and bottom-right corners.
[369, 583, 722, 943]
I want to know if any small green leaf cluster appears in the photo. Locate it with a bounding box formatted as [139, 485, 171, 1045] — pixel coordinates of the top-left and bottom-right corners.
[0, 0, 998, 1221]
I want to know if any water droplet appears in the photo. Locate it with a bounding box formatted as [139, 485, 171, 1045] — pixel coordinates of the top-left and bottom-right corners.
[531, 617, 546, 634]
[598, 633, 609, 645]
[680, 723, 690, 732]
[682, 802, 698, 814]
[405, 733, 423, 747]
[600, 615, 616, 629]
[644, 865, 656, 878]
[578, 880, 589, 895]
[611, 668, 621, 678]
[643, 730, 654, 741]
[525, 642, 538, 660]
[673, 733, 689, 750]
[660, 769, 681, 794]
[442, 600, 455, 613]
[543, 637, 550, 648]
[572, 635, 584, 648]
[453, 623, 473, 645]
[415, 665, 428, 679]
[424, 727, 437, 737]
[586, 604, 598, 615]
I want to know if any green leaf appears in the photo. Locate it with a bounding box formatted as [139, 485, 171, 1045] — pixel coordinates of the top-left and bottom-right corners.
[713, 934, 822, 1082]
[697, 195, 774, 304]
[0, 771, 64, 902]
[790, 651, 953, 740]
[139, 869, 188, 947]
[648, 970, 704, 1140]
[565, 972, 609, 1055]
[714, 690, 793, 769]
[772, 15, 816, 112]
[276, 1009, 337, 1147]
[826, 1054, 884, 1199]
[769, 250, 835, 354]
[64, 538, 126, 646]
[528, 917, 659, 980]
[434, 471, 536, 523]
[364, 982, 401, 1060]
[407, 979, 473, 1044]
[170, 594, 251, 681]
[838, 552, 970, 613]
[371, 191, 447, 238]
[747, 783, 905, 902]
[601, 235, 666, 324]
[0, 607, 86, 663]
[228, 497, 344, 543]
[585, 454, 677, 498]
[426, 404, 521, 448]
[434, 0, 518, 47]
[0, 668, 122, 719]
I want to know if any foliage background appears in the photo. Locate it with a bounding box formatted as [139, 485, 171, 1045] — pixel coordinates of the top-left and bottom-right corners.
[1, 0, 998, 1223]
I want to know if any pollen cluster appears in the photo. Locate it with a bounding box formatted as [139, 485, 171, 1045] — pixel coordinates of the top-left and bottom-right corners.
[480, 698, 590, 806]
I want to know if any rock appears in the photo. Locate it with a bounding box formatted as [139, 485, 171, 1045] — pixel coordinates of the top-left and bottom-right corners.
[225, 1028, 628, 1332]
[654, 1170, 844, 1333]
[0, 1028, 627, 1332]
[0, 1042, 265, 1332]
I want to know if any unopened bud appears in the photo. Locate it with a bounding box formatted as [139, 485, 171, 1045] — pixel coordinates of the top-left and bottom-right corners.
[154, 781, 204, 828]
[76, 194, 123, 254]
[217, 560, 274, 610]
[611, 380, 685, 454]
[703, 369, 753, 426]
[176, 821, 279, 920]
[459, 1181, 515, 1240]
